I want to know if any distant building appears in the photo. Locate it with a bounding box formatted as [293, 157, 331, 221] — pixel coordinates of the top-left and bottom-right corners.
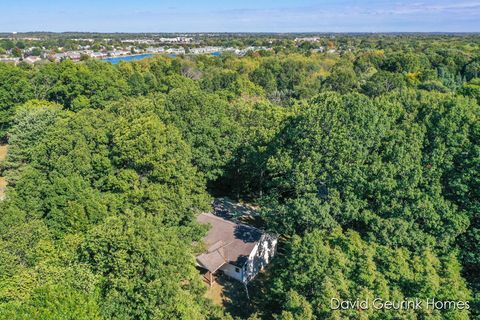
[146, 47, 165, 53]
[52, 51, 83, 61]
[89, 52, 108, 59]
[121, 39, 156, 44]
[67, 52, 82, 60]
[107, 50, 130, 57]
[166, 47, 185, 55]
[0, 57, 20, 64]
[158, 37, 193, 44]
[295, 37, 321, 42]
[190, 46, 222, 54]
[196, 212, 277, 286]
[23, 56, 42, 64]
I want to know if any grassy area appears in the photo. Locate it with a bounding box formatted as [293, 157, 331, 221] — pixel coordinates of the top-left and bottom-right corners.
[204, 274, 255, 318]
[204, 278, 224, 305]
[0, 177, 6, 199]
[0, 145, 7, 162]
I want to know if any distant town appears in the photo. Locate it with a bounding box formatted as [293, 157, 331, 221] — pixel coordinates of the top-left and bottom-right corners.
[0, 32, 353, 64]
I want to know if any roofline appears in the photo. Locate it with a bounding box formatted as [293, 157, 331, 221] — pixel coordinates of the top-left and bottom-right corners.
[196, 260, 227, 273]
[199, 212, 269, 235]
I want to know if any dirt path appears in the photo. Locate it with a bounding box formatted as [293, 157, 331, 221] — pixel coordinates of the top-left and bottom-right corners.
[0, 145, 8, 200]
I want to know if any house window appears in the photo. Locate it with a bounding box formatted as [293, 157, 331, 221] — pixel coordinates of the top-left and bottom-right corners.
[235, 267, 240, 273]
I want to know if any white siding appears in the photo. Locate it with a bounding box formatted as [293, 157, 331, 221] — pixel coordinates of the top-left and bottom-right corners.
[220, 263, 243, 282]
[243, 234, 277, 283]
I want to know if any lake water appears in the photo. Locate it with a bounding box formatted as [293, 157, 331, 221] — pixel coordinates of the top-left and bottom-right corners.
[102, 54, 154, 64]
[102, 52, 221, 64]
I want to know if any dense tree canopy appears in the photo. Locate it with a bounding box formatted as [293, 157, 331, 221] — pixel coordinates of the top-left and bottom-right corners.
[0, 100, 220, 319]
[266, 228, 471, 320]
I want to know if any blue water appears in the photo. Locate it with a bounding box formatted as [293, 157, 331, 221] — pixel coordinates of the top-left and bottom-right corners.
[211, 52, 221, 57]
[102, 54, 154, 64]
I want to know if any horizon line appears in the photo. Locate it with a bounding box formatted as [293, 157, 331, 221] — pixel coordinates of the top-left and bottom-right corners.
[2, 31, 480, 35]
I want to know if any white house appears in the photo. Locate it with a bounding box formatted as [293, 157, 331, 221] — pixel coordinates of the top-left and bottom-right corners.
[196, 212, 277, 286]
[146, 47, 165, 53]
[166, 48, 186, 55]
[190, 46, 222, 54]
[23, 56, 42, 64]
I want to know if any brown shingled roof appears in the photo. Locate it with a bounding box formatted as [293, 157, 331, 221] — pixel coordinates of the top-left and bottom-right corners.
[196, 246, 227, 273]
[196, 213, 263, 268]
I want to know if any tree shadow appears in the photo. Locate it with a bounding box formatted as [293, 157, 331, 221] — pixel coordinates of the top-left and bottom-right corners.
[214, 197, 259, 220]
[233, 225, 262, 243]
[214, 274, 255, 319]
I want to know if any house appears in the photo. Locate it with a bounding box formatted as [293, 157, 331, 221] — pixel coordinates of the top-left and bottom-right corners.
[146, 47, 165, 53]
[0, 57, 20, 64]
[166, 47, 186, 55]
[295, 37, 321, 42]
[196, 212, 277, 286]
[90, 52, 108, 59]
[66, 51, 82, 60]
[190, 46, 222, 54]
[23, 56, 42, 64]
[52, 52, 67, 61]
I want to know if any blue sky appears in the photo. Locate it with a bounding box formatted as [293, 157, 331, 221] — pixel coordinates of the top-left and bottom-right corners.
[2, 0, 480, 32]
